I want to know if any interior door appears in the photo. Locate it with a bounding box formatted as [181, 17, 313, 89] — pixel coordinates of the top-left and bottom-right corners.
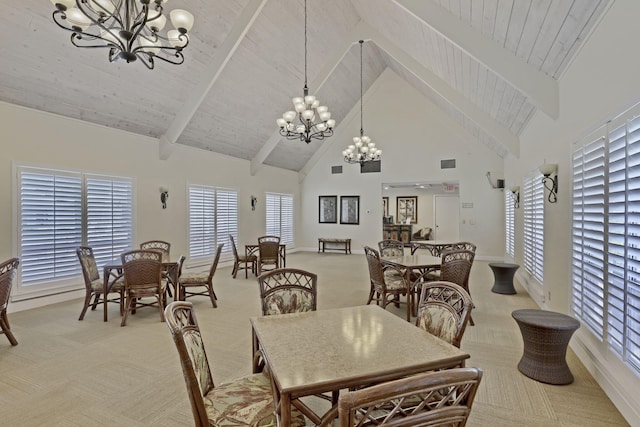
[434, 195, 460, 241]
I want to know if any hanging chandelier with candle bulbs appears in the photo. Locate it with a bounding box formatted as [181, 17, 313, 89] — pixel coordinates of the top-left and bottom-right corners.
[51, 0, 194, 70]
[343, 40, 381, 165]
[277, 0, 335, 144]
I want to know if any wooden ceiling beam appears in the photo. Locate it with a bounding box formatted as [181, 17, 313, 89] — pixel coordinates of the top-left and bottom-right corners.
[394, 0, 559, 120]
[359, 22, 520, 158]
[159, 0, 268, 160]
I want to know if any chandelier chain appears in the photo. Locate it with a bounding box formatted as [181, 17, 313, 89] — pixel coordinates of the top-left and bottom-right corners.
[304, 0, 308, 90]
[360, 39, 363, 136]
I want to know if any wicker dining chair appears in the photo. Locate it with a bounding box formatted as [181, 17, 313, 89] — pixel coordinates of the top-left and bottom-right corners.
[364, 246, 411, 321]
[230, 235, 256, 279]
[76, 246, 124, 321]
[120, 249, 165, 327]
[0, 258, 20, 346]
[164, 301, 305, 427]
[257, 268, 317, 316]
[378, 239, 405, 257]
[179, 244, 223, 308]
[338, 367, 483, 427]
[139, 240, 171, 262]
[415, 281, 474, 348]
[257, 235, 280, 275]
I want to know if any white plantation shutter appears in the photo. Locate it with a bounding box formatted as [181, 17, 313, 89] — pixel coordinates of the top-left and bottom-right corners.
[19, 170, 83, 286]
[215, 189, 238, 253]
[523, 173, 544, 283]
[505, 189, 514, 258]
[188, 185, 238, 260]
[571, 103, 640, 376]
[86, 176, 133, 267]
[265, 193, 294, 245]
[572, 137, 606, 339]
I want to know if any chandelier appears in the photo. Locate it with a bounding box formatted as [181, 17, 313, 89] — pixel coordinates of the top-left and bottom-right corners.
[343, 40, 381, 165]
[50, 0, 194, 70]
[276, 0, 335, 144]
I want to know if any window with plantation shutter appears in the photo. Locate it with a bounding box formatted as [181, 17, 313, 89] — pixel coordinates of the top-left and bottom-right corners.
[86, 176, 133, 267]
[505, 189, 514, 258]
[523, 173, 544, 284]
[19, 170, 83, 286]
[266, 193, 294, 245]
[571, 102, 640, 376]
[571, 137, 606, 339]
[18, 168, 133, 295]
[188, 184, 237, 261]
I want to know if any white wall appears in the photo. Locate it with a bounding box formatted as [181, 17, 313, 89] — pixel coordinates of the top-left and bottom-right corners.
[299, 69, 505, 258]
[0, 101, 299, 310]
[504, 1, 640, 423]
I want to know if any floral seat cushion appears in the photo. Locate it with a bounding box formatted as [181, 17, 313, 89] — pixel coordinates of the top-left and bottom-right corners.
[264, 289, 314, 315]
[384, 274, 407, 291]
[181, 271, 209, 284]
[416, 304, 458, 344]
[90, 277, 124, 292]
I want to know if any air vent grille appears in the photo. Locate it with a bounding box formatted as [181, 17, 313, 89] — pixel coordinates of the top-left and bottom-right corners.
[331, 166, 343, 174]
[441, 159, 456, 169]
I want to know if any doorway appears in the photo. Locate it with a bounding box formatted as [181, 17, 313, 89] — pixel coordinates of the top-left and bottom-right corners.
[434, 195, 460, 241]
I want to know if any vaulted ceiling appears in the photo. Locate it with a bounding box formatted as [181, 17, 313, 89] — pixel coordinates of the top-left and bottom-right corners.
[0, 0, 610, 172]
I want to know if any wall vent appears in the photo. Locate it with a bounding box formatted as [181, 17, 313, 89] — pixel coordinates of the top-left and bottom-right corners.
[360, 160, 381, 173]
[441, 159, 456, 169]
[331, 165, 343, 174]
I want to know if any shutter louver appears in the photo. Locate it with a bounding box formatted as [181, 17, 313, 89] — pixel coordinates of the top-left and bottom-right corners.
[505, 190, 514, 257]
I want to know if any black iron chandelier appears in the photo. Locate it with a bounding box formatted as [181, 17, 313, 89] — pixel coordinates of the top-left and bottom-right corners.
[343, 40, 381, 165]
[51, 0, 194, 70]
[276, 0, 335, 144]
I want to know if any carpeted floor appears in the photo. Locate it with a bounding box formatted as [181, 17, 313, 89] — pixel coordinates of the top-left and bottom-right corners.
[0, 251, 629, 426]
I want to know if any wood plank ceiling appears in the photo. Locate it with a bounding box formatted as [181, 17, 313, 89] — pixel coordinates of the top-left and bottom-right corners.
[0, 0, 610, 172]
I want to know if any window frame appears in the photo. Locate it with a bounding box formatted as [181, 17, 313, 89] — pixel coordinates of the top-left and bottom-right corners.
[265, 192, 294, 245]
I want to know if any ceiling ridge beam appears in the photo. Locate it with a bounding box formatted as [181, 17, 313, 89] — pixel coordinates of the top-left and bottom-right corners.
[159, 0, 268, 160]
[393, 0, 559, 120]
[250, 24, 365, 176]
[359, 22, 520, 157]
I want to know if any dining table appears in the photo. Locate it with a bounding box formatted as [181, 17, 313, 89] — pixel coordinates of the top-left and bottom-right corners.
[409, 240, 457, 256]
[101, 257, 180, 322]
[245, 243, 287, 268]
[250, 305, 469, 426]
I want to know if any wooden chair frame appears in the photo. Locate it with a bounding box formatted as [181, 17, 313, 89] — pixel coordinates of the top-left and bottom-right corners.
[179, 244, 223, 307]
[120, 249, 165, 327]
[364, 246, 411, 321]
[76, 246, 124, 321]
[0, 258, 19, 346]
[230, 235, 256, 279]
[257, 235, 281, 275]
[257, 268, 318, 316]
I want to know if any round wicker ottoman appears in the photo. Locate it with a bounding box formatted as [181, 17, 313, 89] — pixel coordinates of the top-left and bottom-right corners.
[512, 309, 580, 385]
[489, 263, 519, 294]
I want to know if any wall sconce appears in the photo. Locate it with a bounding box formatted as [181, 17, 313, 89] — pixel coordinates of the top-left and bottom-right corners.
[251, 195, 257, 211]
[160, 187, 169, 209]
[510, 185, 520, 209]
[538, 162, 558, 203]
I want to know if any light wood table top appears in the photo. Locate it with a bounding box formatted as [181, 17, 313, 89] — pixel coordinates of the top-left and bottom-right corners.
[250, 305, 469, 426]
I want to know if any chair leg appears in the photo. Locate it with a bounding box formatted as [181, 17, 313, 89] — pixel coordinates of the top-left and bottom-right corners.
[232, 261, 239, 278]
[207, 285, 218, 308]
[1, 310, 18, 346]
[157, 295, 165, 322]
[245, 260, 249, 279]
[91, 293, 101, 311]
[121, 296, 133, 327]
[78, 291, 93, 321]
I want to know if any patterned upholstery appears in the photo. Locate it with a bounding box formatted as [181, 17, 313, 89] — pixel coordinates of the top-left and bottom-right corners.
[364, 246, 411, 321]
[0, 257, 19, 346]
[258, 268, 317, 316]
[264, 289, 315, 315]
[378, 240, 404, 257]
[140, 240, 171, 262]
[165, 301, 305, 427]
[415, 281, 474, 348]
[76, 246, 124, 321]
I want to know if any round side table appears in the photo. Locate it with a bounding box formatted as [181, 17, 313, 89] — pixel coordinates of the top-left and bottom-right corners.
[489, 263, 519, 294]
[511, 309, 580, 385]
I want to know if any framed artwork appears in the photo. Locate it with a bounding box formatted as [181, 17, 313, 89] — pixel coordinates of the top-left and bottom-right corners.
[383, 197, 389, 217]
[340, 196, 360, 225]
[319, 195, 337, 223]
[397, 196, 418, 224]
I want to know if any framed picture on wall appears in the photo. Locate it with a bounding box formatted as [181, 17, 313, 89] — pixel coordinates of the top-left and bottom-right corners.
[397, 196, 418, 224]
[340, 196, 360, 225]
[383, 197, 389, 217]
[318, 195, 337, 223]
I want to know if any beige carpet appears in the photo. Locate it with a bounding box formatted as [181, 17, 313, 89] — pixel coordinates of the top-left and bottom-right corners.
[0, 252, 629, 426]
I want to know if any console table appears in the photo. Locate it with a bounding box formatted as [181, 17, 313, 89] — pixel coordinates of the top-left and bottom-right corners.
[383, 224, 412, 245]
[318, 238, 351, 254]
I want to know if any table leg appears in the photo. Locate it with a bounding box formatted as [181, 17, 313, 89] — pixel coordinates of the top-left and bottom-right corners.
[280, 392, 291, 427]
[103, 273, 109, 322]
[251, 329, 259, 374]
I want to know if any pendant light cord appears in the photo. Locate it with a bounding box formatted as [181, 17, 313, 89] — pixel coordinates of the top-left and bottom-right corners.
[304, 0, 308, 90]
[359, 40, 364, 137]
